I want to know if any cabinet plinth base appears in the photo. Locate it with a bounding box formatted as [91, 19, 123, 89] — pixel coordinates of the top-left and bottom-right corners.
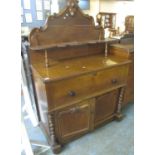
[114, 113, 124, 121]
[52, 144, 62, 154]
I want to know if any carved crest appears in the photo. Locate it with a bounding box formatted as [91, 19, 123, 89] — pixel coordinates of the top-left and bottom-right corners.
[67, 0, 79, 16]
[29, 0, 103, 47]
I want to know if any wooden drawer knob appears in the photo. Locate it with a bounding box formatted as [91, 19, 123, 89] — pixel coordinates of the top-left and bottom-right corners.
[68, 90, 76, 97]
[111, 79, 118, 84]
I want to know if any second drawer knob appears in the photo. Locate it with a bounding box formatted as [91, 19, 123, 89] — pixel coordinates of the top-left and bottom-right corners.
[68, 90, 76, 97]
[111, 79, 118, 84]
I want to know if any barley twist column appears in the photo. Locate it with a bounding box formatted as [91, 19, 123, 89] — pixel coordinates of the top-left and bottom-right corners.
[48, 112, 61, 153]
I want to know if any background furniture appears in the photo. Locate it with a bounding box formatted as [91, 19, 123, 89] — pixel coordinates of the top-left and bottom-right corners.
[29, 0, 131, 153]
[125, 15, 134, 34]
[96, 12, 117, 37]
[96, 12, 116, 29]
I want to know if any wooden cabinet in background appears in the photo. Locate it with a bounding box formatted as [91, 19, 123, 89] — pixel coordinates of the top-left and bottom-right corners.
[125, 15, 134, 34]
[96, 12, 117, 36]
[96, 12, 116, 29]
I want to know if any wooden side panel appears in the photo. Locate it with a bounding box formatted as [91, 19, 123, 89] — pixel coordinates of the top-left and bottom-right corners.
[55, 99, 94, 142]
[94, 90, 119, 126]
[32, 69, 49, 133]
[123, 53, 134, 105]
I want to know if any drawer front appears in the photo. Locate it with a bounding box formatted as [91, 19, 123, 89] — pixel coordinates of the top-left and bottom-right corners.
[46, 65, 128, 110]
[93, 65, 128, 92]
[46, 74, 94, 109]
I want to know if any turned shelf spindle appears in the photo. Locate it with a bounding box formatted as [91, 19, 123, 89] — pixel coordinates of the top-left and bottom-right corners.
[45, 50, 50, 68]
[105, 42, 108, 58]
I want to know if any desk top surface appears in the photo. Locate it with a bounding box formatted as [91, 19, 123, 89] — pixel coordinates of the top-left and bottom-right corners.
[32, 54, 130, 83]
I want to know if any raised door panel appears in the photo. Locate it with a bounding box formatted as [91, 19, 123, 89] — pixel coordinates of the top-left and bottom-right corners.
[55, 99, 94, 142]
[94, 90, 119, 126]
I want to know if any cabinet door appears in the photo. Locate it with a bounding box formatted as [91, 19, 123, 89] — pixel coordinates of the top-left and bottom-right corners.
[55, 99, 94, 142]
[94, 90, 119, 126]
